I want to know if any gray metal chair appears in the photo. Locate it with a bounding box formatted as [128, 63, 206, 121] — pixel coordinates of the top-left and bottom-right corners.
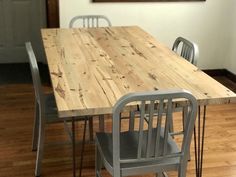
[95, 89, 197, 177]
[172, 37, 199, 66]
[25, 42, 87, 177]
[172, 37, 199, 161]
[69, 15, 111, 28]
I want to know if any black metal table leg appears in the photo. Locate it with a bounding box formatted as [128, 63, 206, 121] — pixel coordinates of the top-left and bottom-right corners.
[198, 106, 201, 177]
[72, 117, 88, 177]
[72, 118, 76, 177]
[194, 105, 207, 177]
[79, 119, 87, 177]
[200, 106, 206, 177]
[194, 125, 198, 177]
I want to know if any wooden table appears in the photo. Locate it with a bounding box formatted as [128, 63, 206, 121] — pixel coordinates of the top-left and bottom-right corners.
[41, 26, 236, 177]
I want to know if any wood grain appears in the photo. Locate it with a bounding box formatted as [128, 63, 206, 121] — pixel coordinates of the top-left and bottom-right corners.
[41, 26, 236, 118]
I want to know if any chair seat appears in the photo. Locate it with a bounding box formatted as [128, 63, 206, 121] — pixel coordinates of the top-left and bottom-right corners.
[96, 128, 180, 170]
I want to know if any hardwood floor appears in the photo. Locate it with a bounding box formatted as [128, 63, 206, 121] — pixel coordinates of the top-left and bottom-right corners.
[0, 81, 236, 177]
[213, 76, 236, 93]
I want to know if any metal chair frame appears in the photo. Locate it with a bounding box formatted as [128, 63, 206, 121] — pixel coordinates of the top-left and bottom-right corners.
[172, 37, 199, 162]
[172, 37, 199, 66]
[25, 42, 88, 177]
[95, 89, 197, 177]
[69, 15, 111, 28]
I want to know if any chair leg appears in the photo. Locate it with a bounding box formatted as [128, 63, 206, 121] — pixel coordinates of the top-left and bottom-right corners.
[63, 120, 73, 142]
[169, 117, 174, 135]
[99, 115, 105, 132]
[163, 172, 168, 177]
[178, 168, 187, 177]
[178, 159, 188, 177]
[35, 114, 46, 177]
[95, 144, 102, 177]
[88, 117, 94, 141]
[129, 111, 135, 131]
[156, 172, 163, 177]
[156, 171, 168, 177]
[183, 106, 191, 161]
[32, 101, 39, 151]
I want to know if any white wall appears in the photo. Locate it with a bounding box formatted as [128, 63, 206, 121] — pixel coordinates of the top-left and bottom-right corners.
[59, 0, 236, 73]
[224, 3, 236, 74]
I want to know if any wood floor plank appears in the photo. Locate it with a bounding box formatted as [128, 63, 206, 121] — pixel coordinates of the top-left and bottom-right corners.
[0, 83, 236, 177]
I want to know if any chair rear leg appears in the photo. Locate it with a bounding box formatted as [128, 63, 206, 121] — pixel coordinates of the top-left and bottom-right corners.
[156, 171, 168, 177]
[183, 106, 191, 161]
[32, 101, 39, 151]
[95, 144, 102, 177]
[156, 172, 163, 177]
[99, 115, 105, 132]
[178, 160, 188, 177]
[169, 117, 174, 136]
[35, 115, 46, 177]
[182, 106, 191, 161]
[129, 111, 135, 131]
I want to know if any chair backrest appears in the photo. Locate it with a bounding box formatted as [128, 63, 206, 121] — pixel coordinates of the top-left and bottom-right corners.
[25, 42, 45, 113]
[172, 37, 199, 66]
[112, 89, 197, 171]
[69, 15, 111, 28]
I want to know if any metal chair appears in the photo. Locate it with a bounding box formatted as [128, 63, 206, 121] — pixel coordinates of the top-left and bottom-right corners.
[95, 89, 197, 177]
[69, 15, 111, 28]
[172, 37, 199, 66]
[25, 42, 87, 177]
[172, 37, 199, 161]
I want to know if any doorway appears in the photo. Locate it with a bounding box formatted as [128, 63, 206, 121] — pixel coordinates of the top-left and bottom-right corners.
[46, 0, 60, 28]
[0, 0, 59, 64]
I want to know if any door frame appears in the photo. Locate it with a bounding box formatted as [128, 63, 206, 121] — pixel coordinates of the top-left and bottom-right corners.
[46, 0, 60, 28]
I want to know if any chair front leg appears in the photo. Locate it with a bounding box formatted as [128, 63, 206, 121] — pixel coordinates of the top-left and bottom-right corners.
[35, 113, 46, 177]
[99, 115, 105, 132]
[32, 100, 39, 151]
[95, 144, 103, 177]
[156, 172, 163, 177]
[156, 171, 168, 177]
[178, 159, 188, 177]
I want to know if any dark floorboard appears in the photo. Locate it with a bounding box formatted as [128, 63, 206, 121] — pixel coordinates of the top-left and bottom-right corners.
[213, 76, 236, 93]
[0, 63, 50, 85]
[0, 84, 236, 177]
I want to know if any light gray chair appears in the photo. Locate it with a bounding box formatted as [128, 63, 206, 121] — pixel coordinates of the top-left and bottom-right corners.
[172, 37, 199, 66]
[69, 15, 111, 28]
[95, 89, 197, 177]
[25, 42, 87, 177]
[172, 37, 199, 161]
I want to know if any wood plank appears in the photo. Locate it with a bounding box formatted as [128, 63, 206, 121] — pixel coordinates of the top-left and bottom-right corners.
[41, 26, 236, 118]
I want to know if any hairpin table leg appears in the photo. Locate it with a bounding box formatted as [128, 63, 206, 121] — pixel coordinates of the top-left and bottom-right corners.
[79, 118, 87, 177]
[194, 105, 207, 177]
[72, 118, 76, 177]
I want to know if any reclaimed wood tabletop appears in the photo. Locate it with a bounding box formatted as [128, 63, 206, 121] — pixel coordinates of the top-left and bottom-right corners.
[41, 26, 236, 118]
